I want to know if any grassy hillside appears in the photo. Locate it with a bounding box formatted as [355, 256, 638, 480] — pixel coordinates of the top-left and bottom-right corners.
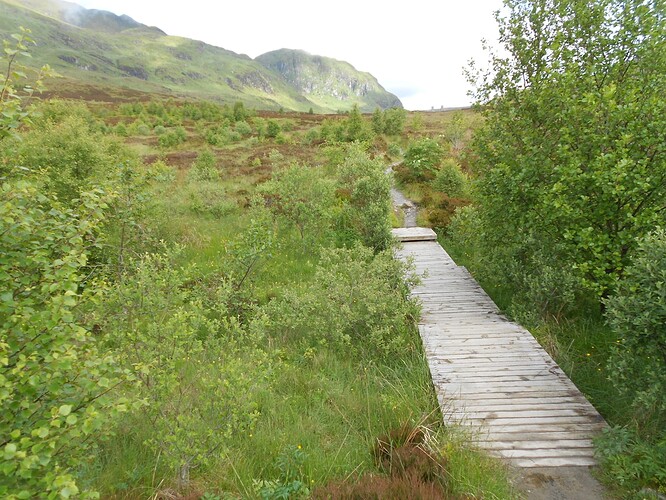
[0, 0, 402, 112]
[256, 49, 403, 112]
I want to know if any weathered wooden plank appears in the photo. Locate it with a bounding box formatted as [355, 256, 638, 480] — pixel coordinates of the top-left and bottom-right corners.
[511, 457, 599, 467]
[448, 408, 602, 419]
[493, 448, 596, 459]
[440, 390, 586, 400]
[480, 431, 600, 441]
[478, 439, 595, 450]
[391, 227, 438, 241]
[394, 230, 607, 469]
[456, 422, 607, 433]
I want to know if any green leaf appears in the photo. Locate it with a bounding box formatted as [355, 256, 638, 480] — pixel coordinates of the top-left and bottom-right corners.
[4, 443, 17, 459]
[58, 404, 72, 416]
[34, 427, 49, 438]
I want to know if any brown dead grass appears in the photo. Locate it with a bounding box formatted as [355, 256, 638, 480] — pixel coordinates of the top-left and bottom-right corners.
[313, 423, 472, 500]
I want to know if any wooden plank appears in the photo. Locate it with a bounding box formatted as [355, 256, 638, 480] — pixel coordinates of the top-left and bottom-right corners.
[394, 231, 607, 469]
[478, 439, 595, 450]
[494, 448, 596, 459]
[449, 399, 594, 409]
[455, 422, 607, 433]
[480, 431, 600, 441]
[512, 457, 599, 467]
[448, 409, 603, 419]
[391, 227, 437, 241]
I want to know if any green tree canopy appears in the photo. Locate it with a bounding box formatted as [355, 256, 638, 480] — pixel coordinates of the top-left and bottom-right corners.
[467, 0, 666, 310]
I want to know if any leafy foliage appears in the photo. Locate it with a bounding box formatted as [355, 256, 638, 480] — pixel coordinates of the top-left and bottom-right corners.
[344, 105, 373, 142]
[265, 244, 420, 359]
[254, 445, 310, 499]
[432, 159, 467, 198]
[334, 145, 393, 251]
[382, 107, 407, 135]
[604, 229, 666, 422]
[7, 115, 134, 204]
[96, 248, 269, 483]
[466, 0, 666, 309]
[260, 163, 335, 241]
[189, 148, 220, 182]
[0, 181, 131, 498]
[0, 27, 52, 141]
[595, 427, 666, 494]
[403, 138, 443, 181]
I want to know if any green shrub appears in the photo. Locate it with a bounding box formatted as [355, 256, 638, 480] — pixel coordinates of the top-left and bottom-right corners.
[205, 126, 241, 146]
[8, 115, 132, 203]
[596, 427, 666, 495]
[97, 249, 269, 483]
[371, 108, 384, 134]
[0, 181, 131, 498]
[189, 149, 220, 182]
[403, 138, 443, 181]
[232, 101, 249, 122]
[158, 126, 187, 148]
[334, 145, 393, 252]
[234, 120, 253, 137]
[446, 205, 581, 322]
[114, 122, 128, 136]
[275, 132, 290, 144]
[186, 182, 236, 217]
[302, 128, 319, 145]
[344, 105, 373, 142]
[604, 229, 666, 422]
[387, 143, 402, 158]
[252, 117, 267, 137]
[319, 118, 345, 143]
[266, 119, 281, 138]
[135, 123, 151, 136]
[383, 108, 407, 135]
[432, 159, 467, 198]
[280, 119, 296, 132]
[259, 163, 335, 241]
[264, 244, 420, 359]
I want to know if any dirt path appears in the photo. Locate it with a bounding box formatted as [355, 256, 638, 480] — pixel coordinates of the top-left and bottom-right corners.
[387, 162, 419, 228]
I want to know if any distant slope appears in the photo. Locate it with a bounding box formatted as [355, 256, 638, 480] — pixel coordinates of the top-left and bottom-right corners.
[0, 0, 401, 112]
[256, 49, 402, 112]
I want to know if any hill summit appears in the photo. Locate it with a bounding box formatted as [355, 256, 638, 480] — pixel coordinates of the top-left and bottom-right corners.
[0, 0, 402, 112]
[256, 49, 402, 112]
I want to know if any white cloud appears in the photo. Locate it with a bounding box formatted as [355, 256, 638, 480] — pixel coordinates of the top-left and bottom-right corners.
[72, 0, 503, 109]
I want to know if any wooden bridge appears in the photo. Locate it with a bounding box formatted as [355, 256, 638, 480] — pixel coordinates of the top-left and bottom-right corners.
[393, 227, 607, 468]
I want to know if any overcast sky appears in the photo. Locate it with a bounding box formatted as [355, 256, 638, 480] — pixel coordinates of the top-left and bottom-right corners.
[73, 0, 503, 110]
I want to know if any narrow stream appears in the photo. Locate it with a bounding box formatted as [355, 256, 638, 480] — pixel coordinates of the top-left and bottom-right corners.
[387, 163, 418, 228]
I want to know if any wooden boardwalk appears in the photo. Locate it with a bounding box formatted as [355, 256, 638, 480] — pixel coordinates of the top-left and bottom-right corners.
[392, 227, 607, 468]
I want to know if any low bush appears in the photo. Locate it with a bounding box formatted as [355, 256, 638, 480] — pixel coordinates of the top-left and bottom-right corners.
[0, 181, 131, 498]
[334, 145, 393, 252]
[96, 249, 270, 484]
[189, 149, 219, 182]
[605, 229, 666, 424]
[403, 138, 443, 181]
[186, 182, 236, 217]
[432, 159, 467, 198]
[264, 244, 420, 359]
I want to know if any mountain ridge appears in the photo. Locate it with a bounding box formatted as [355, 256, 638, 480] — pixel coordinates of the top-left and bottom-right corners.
[0, 0, 402, 112]
[256, 49, 402, 112]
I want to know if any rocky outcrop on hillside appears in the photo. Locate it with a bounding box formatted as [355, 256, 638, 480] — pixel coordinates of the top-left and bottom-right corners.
[256, 49, 402, 111]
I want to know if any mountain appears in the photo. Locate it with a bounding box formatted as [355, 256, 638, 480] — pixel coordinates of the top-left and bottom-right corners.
[256, 49, 402, 112]
[0, 0, 402, 112]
